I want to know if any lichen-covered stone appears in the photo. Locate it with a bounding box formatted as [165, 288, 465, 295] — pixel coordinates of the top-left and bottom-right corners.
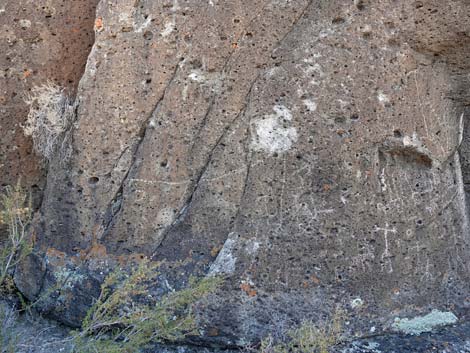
[391, 310, 458, 335]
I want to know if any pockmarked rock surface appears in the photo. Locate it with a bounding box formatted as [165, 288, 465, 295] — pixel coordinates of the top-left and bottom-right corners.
[7, 0, 470, 348]
[0, 0, 99, 206]
[337, 321, 470, 353]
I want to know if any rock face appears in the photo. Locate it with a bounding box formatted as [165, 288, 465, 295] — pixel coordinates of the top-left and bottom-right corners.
[0, 0, 99, 206]
[5, 0, 470, 348]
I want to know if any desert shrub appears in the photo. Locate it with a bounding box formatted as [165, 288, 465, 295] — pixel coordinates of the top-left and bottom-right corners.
[23, 82, 75, 163]
[0, 302, 19, 353]
[72, 260, 222, 353]
[0, 182, 33, 288]
[259, 309, 344, 353]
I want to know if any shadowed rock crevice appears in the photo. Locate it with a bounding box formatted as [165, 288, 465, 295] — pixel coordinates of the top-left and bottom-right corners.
[99, 63, 181, 239]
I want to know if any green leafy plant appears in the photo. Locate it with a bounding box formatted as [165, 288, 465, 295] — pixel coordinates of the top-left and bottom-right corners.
[72, 260, 222, 353]
[0, 182, 33, 288]
[259, 309, 344, 353]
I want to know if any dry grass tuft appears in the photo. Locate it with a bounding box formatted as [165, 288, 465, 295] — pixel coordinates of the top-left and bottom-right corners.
[23, 82, 75, 163]
[259, 309, 345, 353]
[0, 181, 33, 288]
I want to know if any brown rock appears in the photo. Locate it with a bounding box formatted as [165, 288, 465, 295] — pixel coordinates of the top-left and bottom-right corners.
[0, 0, 99, 209]
[9, 0, 470, 346]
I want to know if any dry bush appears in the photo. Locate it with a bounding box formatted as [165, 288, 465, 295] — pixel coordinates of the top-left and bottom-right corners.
[23, 82, 75, 163]
[0, 182, 33, 287]
[0, 302, 19, 353]
[72, 260, 223, 353]
[259, 309, 345, 353]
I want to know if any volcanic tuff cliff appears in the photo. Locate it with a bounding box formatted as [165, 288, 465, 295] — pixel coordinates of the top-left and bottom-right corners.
[1, 0, 470, 349]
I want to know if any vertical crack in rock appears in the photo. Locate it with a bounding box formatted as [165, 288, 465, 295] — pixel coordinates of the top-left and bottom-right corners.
[458, 109, 470, 235]
[154, 75, 261, 254]
[189, 0, 274, 147]
[99, 64, 180, 237]
[153, 0, 314, 255]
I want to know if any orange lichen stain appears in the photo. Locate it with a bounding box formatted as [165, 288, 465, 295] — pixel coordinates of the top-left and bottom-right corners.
[22, 69, 32, 79]
[116, 253, 147, 266]
[311, 275, 320, 285]
[94, 17, 103, 31]
[240, 282, 257, 297]
[210, 245, 222, 258]
[304, 275, 320, 288]
[207, 327, 219, 337]
[46, 247, 67, 266]
[87, 243, 108, 258]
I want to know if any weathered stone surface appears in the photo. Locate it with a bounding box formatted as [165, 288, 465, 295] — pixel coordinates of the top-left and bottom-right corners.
[0, 0, 99, 207]
[9, 0, 470, 348]
[336, 321, 470, 353]
[14, 248, 105, 327]
[14, 252, 46, 300]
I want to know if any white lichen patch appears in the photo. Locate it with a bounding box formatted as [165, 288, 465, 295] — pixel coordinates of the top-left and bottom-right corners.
[209, 235, 237, 275]
[350, 297, 364, 309]
[251, 105, 298, 154]
[392, 310, 458, 335]
[54, 267, 86, 290]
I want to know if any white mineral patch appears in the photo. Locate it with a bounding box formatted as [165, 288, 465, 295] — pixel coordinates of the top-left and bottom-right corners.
[244, 239, 260, 255]
[19, 19, 31, 29]
[188, 69, 205, 83]
[377, 92, 390, 105]
[135, 17, 151, 33]
[251, 105, 298, 154]
[392, 310, 458, 335]
[155, 207, 175, 228]
[303, 99, 317, 112]
[209, 236, 237, 275]
[161, 20, 175, 37]
[119, 12, 132, 25]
